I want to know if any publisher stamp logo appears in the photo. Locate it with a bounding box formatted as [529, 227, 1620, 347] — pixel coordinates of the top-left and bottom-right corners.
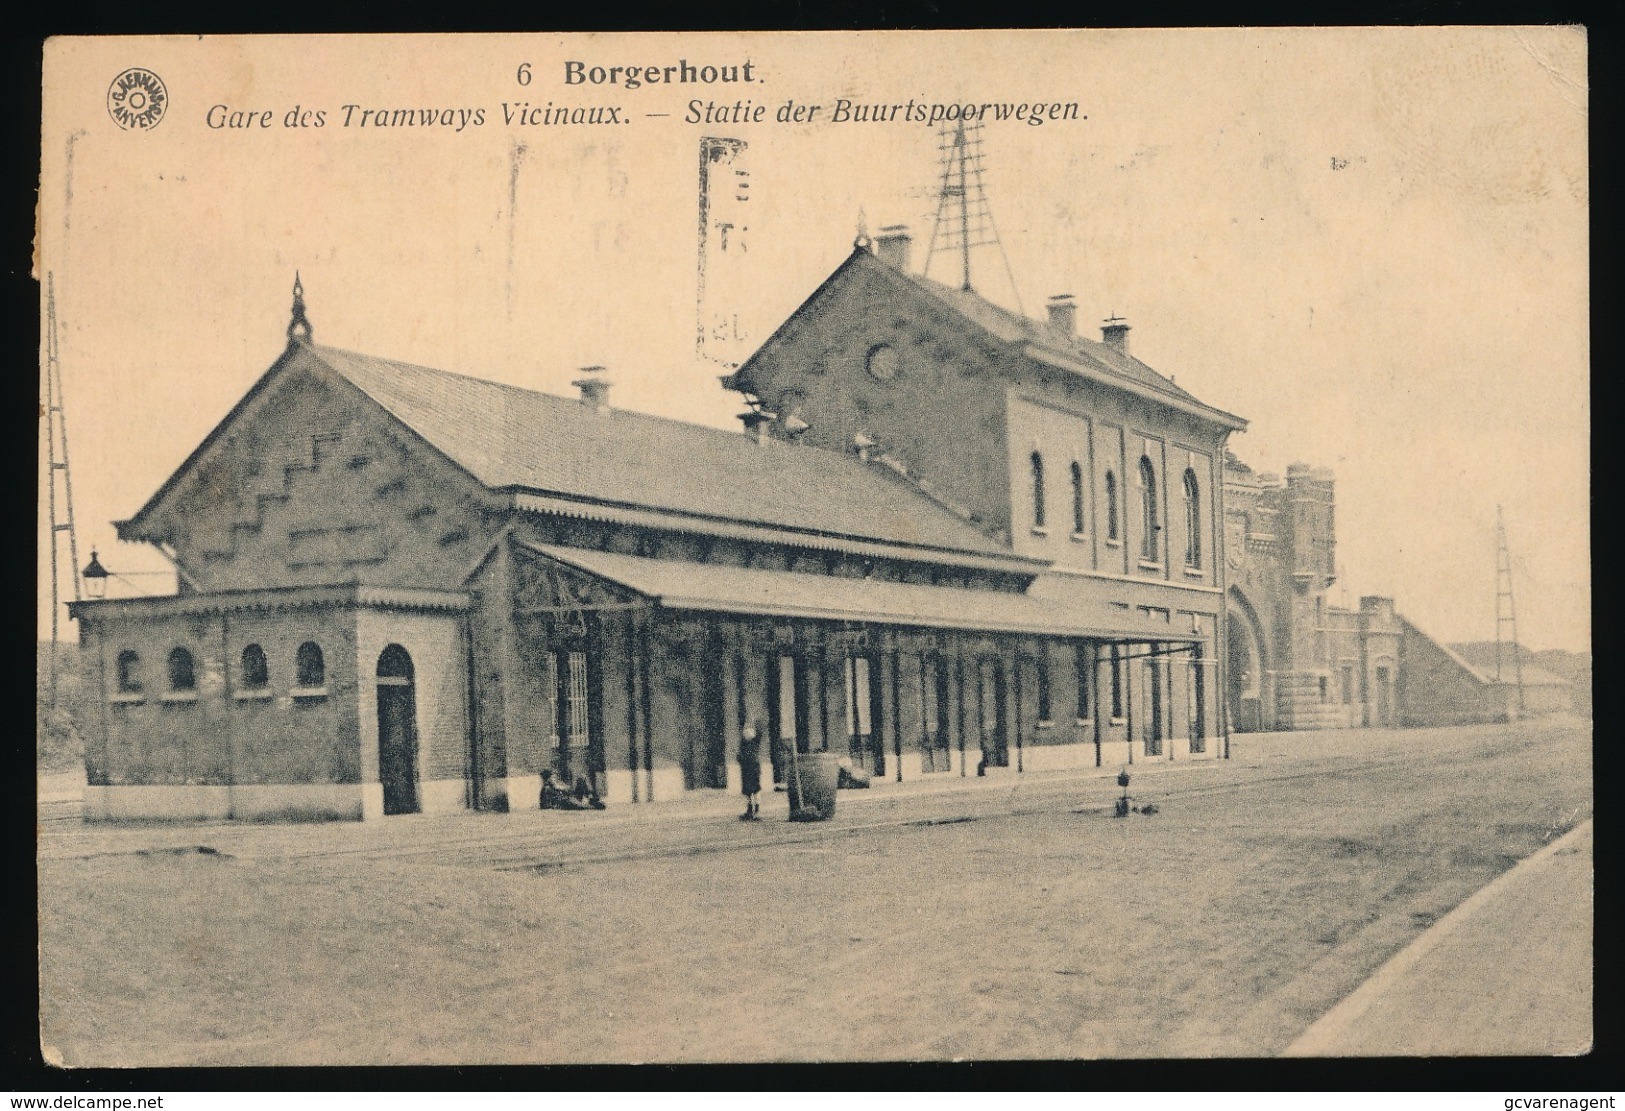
[107, 68, 168, 131]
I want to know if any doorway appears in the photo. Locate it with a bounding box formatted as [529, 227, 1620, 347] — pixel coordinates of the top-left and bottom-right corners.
[1146, 653, 1164, 757]
[976, 658, 1008, 768]
[376, 644, 420, 815]
[844, 653, 881, 773]
[1375, 665, 1393, 727]
[767, 652, 810, 785]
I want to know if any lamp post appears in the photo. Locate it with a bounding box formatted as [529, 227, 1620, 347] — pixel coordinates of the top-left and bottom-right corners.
[81, 550, 109, 599]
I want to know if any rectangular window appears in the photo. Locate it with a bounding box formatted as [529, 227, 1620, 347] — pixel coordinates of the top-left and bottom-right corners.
[1341, 665, 1355, 705]
[565, 651, 589, 745]
[1318, 675, 1329, 703]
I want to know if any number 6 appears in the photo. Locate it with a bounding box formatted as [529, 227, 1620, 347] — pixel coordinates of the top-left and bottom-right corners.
[517, 62, 532, 86]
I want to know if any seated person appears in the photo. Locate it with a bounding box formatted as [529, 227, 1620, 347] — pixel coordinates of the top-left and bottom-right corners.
[836, 759, 871, 789]
[573, 774, 607, 810]
[540, 769, 588, 810]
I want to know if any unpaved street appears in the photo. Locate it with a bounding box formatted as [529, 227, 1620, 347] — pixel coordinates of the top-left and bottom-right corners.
[39, 718, 1591, 1064]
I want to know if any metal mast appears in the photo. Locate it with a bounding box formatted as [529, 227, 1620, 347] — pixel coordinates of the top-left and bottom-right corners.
[43, 272, 83, 706]
[1493, 505, 1525, 716]
[922, 120, 1024, 314]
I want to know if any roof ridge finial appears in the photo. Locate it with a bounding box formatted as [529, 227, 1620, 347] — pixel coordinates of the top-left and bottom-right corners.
[854, 207, 872, 250]
[287, 271, 313, 344]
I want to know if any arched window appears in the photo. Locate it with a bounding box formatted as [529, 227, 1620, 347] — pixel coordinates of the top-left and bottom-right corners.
[1070, 461, 1086, 534]
[1030, 451, 1047, 529]
[1183, 468, 1202, 568]
[296, 641, 325, 688]
[1139, 456, 1159, 562]
[240, 644, 269, 689]
[116, 651, 142, 694]
[167, 648, 196, 692]
[1105, 471, 1119, 541]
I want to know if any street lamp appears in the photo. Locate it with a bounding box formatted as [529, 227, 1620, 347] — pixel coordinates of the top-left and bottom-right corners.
[81, 550, 109, 599]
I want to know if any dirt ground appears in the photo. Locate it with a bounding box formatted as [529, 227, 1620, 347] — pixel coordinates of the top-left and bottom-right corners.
[38, 718, 1591, 1065]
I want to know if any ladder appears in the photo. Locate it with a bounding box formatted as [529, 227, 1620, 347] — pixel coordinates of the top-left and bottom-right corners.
[1493, 505, 1525, 716]
[43, 272, 82, 707]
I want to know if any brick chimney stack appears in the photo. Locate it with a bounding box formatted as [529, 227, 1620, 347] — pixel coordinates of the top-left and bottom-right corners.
[875, 225, 912, 271]
[573, 368, 612, 411]
[1046, 294, 1077, 336]
[1101, 316, 1131, 356]
[739, 409, 776, 445]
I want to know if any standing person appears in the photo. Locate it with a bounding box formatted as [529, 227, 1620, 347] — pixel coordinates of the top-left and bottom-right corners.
[737, 721, 763, 820]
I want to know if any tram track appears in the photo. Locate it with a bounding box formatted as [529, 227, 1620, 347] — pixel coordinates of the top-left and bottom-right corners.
[40, 727, 1559, 872]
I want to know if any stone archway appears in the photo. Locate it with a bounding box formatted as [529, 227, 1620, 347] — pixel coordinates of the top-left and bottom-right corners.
[1226, 588, 1268, 733]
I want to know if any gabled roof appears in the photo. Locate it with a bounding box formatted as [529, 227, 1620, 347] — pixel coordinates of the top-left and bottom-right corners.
[1445, 642, 1574, 688]
[119, 340, 1035, 569]
[1400, 617, 1571, 688]
[735, 248, 1246, 431]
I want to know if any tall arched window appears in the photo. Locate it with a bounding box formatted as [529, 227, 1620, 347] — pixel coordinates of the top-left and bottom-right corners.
[1030, 451, 1047, 529]
[296, 641, 325, 688]
[1138, 456, 1159, 562]
[1105, 471, 1119, 541]
[1070, 461, 1086, 534]
[116, 650, 142, 694]
[240, 644, 269, 689]
[1183, 468, 1202, 568]
[167, 648, 196, 692]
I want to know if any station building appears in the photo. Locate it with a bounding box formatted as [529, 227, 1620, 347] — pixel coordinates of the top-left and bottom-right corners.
[70, 234, 1250, 821]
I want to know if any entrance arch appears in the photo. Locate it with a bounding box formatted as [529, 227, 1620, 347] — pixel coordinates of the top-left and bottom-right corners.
[376, 644, 420, 815]
[1226, 588, 1267, 733]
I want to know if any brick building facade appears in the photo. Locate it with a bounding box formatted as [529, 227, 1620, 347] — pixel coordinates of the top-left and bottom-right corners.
[69, 241, 1246, 822]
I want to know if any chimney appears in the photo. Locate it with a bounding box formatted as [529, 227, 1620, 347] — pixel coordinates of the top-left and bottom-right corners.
[1101, 315, 1131, 356]
[853, 430, 876, 463]
[875, 225, 912, 271]
[739, 409, 776, 445]
[1046, 294, 1077, 336]
[572, 368, 611, 411]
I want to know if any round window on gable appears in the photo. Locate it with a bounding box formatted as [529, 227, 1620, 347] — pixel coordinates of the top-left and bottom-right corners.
[865, 343, 900, 382]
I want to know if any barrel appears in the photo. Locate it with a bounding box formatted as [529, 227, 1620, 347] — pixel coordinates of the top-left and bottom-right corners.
[786, 750, 839, 820]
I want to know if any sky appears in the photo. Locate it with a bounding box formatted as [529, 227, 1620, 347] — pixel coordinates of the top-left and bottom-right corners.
[37, 28, 1589, 652]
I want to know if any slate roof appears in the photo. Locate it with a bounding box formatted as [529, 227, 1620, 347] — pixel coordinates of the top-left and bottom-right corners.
[737, 248, 1244, 430]
[526, 542, 1184, 640]
[310, 345, 1026, 564]
[891, 267, 1207, 406]
[1444, 642, 1573, 688]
